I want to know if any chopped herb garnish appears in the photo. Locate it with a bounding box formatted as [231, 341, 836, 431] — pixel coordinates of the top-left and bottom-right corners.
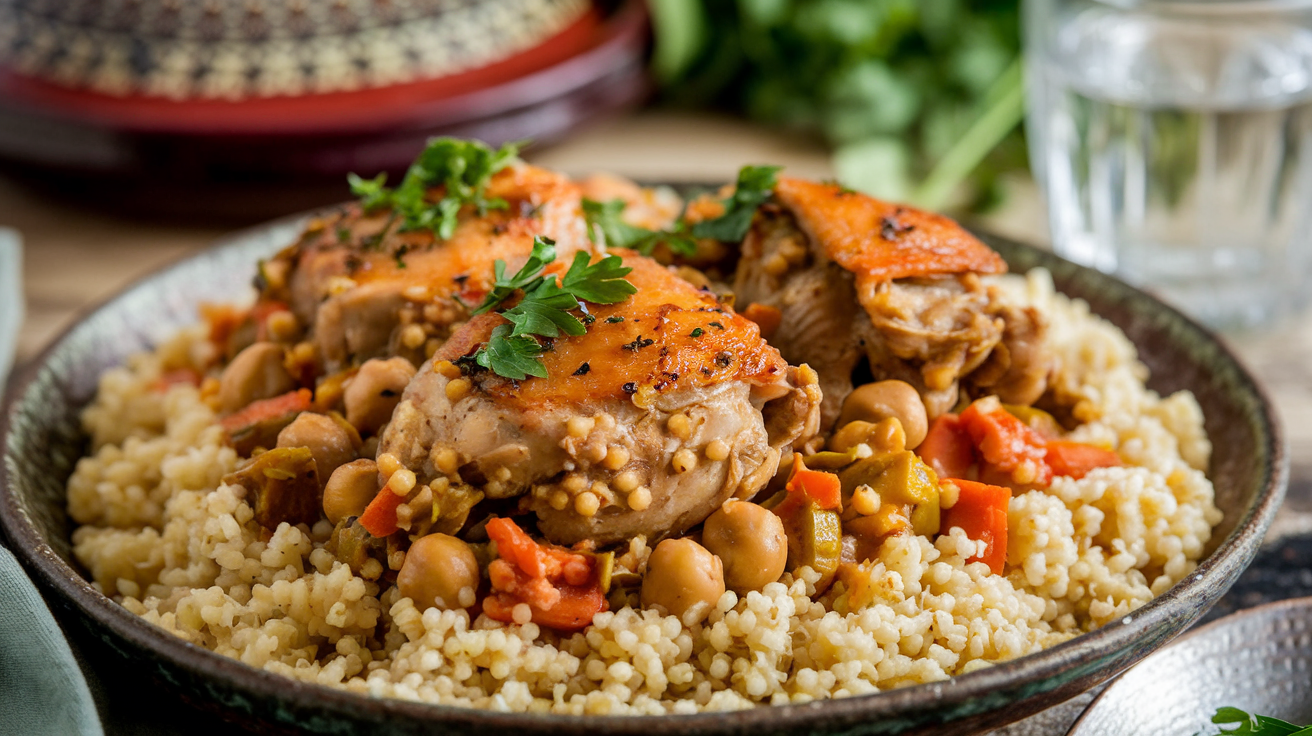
[1211, 707, 1308, 735]
[573, 362, 591, 376]
[474, 324, 547, 381]
[708, 321, 724, 330]
[470, 236, 637, 379]
[715, 352, 732, 367]
[691, 165, 782, 242]
[606, 316, 625, 324]
[622, 336, 655, 351]
[880, 213, 915, 241]
[582, 198, 697, 256]
[336, 226, 352, 243]
[347, 138, 522, 240]
[690, 327, 704, 338]
[393, 244, 409, 269]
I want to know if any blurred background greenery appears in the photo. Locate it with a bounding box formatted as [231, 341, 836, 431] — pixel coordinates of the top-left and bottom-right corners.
[647, 0, 1026, 212]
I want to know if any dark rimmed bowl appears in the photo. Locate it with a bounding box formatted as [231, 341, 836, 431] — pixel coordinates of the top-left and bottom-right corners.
[0, 213, 1287, 735]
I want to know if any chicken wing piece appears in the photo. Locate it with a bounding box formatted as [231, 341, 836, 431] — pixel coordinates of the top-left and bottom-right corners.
[734, 177, 1051, 428]
[260, 164, 594, 370]
[378, 251, 821, 546]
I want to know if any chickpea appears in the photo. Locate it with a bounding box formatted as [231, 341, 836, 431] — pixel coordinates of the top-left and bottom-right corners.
[702, 501, 787, 593]
[397, 534, 481, 611]
[829, 418, 906, 454]
[218, 342, 295, 413]
[837, 380, 928, 450]
[343, 357, 416, 435]
[640, 539, 725, 624]
[277, 413, 358, 483]
[322, 459, 380, 524]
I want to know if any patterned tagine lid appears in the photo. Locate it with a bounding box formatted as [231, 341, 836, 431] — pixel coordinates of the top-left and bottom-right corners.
[0, 0, 649, 217]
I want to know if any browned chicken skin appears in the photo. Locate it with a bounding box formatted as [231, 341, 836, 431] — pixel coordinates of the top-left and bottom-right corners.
[734, 178, 1052, 427]
[260, 164, 595, 370]
[378, 252, 821, 546]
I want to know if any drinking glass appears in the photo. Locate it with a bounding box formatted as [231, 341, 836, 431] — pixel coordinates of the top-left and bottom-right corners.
[1024, 0, 1312, 328]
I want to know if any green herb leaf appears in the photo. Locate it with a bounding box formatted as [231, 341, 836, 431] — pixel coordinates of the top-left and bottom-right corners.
[581, 198, 698, 256]
[560, 251, 638, 305]
[691, 165, 782, 241]
[473, 236, 557, 316]
[502, 280, 588, 338]
[348, 173, 391, 212]
[469, 239, 637, 380]
[474, 324, 548, 381]
[346, 138, 521, 239]
[1212, 707, 1307, 736]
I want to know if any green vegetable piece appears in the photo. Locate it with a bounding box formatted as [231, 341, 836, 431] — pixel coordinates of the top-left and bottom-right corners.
[803, 448, 862, 470]
[222, 447, 321, 530]
[595, 551, 616, 593]
[781, 500, 842, 582]
[839, 451, 941, 536]
[691, 165, 782, 242]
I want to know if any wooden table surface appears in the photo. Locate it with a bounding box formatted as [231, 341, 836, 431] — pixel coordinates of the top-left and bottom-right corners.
[3, 109, 1307, 735]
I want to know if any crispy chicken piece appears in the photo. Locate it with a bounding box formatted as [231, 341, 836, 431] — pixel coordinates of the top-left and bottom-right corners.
[261, 164, 594, 370]
[378, 251, 821, 546]
[734, 177, 1051, 427]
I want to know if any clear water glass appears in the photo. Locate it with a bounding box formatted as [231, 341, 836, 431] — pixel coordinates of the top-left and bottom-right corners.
[1024, 0, 1312, 329]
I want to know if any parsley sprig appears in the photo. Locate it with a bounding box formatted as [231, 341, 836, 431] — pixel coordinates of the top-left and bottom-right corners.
[581, 163, 783, 254]
[348, 138, 521, 240]
[1213, 708, 1312, 735]
[471, 236, 637, 380]
[581, 198, 697, 256]
[691, 165, 782, 242]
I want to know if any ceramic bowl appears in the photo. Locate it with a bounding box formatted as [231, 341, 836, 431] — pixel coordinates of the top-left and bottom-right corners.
[0, 214, 1287, 735]
[1068, 596, 1312, 735]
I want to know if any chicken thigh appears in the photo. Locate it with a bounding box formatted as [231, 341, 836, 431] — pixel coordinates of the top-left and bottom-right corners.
[379, 251, 821, 546]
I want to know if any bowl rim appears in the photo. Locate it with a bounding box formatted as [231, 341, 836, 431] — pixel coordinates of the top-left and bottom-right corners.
[0, 208, 1289, 733]
[1065, 594, 1312, 735]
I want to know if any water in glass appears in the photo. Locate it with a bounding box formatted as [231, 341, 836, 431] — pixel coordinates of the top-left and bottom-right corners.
[1027, 0, 1312, 328]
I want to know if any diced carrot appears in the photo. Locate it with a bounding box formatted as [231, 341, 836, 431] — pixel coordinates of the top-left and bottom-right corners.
[486, 517, 546, 578]
[939, 479, 1011, 575]
[218, 388, 312, 432]
[483, 517, 607, 631]
[741, 303, 783, 340]
[785, 454, 843, 511]
[358, 487, 404, 537]
[1045, 441, 1120, 480]
[917, 414, 976, 480]
[959, 400, 1049, 472]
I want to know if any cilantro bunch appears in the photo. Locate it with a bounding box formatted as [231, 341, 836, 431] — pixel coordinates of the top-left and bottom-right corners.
[348, 138, 522, 240]
[648, 0, 1025, 211]
[470, 236, 638, 380]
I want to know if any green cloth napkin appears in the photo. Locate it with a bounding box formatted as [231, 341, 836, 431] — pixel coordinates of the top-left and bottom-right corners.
[0, 544, 103, 735]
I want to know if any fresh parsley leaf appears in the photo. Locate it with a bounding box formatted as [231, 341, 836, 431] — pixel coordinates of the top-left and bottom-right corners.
[502, 279, 588, 338]
[473, 236, 557, 315]
[1212, 708, 1309, 736]
[691, 165, 782, 242]
[346, 138, 522, 240]
[348, 173, 391, 212]
[560, 251, 637, 305]
[469, 237, 637, 380]
[474, 324, 548, 381]
[582, 198, 698, 256]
